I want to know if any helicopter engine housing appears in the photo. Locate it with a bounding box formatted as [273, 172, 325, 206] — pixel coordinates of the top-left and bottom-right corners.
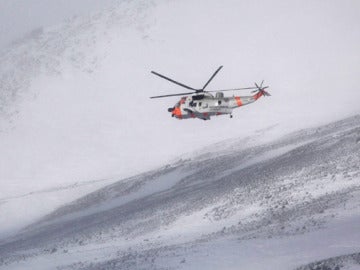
[215, 92, 224, 98]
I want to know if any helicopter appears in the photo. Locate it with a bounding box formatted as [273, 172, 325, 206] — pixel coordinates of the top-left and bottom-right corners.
[150, 66, 270, 120]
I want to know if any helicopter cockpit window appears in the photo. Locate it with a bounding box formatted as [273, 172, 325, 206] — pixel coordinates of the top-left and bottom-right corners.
[199, 102, 202, 107]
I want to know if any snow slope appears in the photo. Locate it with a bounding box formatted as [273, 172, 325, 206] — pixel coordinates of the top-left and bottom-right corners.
[0, 115, 359, 270]
[0, 0, 360, 264]
[1, 0, 360, 195]
[0, 0, 121, 49]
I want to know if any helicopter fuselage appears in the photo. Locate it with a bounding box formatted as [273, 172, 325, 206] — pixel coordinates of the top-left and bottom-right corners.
[170, 91, 263, 120]
[150, 65, 270, 120]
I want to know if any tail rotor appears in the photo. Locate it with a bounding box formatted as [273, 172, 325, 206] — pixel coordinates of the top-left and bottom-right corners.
[252, 80, 271, 96]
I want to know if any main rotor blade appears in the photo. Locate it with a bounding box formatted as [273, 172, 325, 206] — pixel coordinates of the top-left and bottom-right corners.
[151, 71, 197, 91]
[150, 92, 195, 99]
[207, 86, 258, 93]
[202, 65, 223, 90]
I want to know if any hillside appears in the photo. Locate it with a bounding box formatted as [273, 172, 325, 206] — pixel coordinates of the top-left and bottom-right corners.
[1, 0, 359, 198]
[0, 115, 359, 270]
[0, 1, 359, 269]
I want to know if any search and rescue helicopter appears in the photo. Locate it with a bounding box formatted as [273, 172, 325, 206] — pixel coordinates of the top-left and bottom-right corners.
[150, 66, 270, 120]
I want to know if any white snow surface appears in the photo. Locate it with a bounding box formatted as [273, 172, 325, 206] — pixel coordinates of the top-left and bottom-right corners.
[1, 1, 359, 237]
[0, 1, 359, 269]
[0, 115, 359, 270]
[1, 0, 359, 193]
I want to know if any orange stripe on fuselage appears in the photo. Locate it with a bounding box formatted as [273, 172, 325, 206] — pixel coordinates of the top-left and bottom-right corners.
[173, 107, 182, 119]
[173, 97, 186, 119]
[235, 96, 243, 106]
[253, 91, 263, 100]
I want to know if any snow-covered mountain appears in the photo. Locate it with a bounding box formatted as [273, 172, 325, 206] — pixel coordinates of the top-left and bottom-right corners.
[1, 0, 359, 197]
[0, 1, 359, 269]
[0, 115, 359, 269]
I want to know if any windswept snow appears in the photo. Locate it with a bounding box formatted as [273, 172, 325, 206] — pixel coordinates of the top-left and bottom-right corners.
[36, 168, 195, 227]
[0, 177, 117, 239]
[1, 0, 360, 200]
[0, 115, 359, 270]
[0, 1, 360, 269]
